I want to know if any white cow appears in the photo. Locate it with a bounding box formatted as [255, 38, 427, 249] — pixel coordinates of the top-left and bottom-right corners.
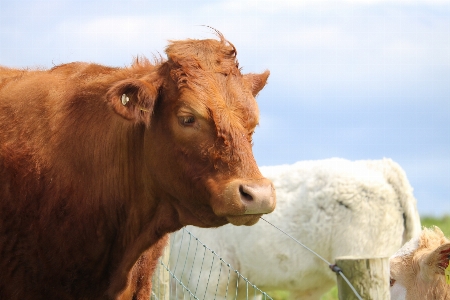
[168, 158, 421, 300]
[390, 226, 450, 300]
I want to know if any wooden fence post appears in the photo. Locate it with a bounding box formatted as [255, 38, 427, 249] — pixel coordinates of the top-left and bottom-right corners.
[335, 256, 390, 300]
[152, 239, 171, 300]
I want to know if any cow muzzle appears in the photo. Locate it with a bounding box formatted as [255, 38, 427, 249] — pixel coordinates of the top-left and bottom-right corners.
[227, 178, 276, 215]
[240, 180, 276, 214]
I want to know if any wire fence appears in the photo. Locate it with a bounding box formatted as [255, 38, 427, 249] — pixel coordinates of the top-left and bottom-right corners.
[151, 219, 364, 300]
[259, 217, 362, 300]
[151, 227, 273, 300]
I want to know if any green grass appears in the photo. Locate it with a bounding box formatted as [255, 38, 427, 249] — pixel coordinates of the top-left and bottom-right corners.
[267, 215, 450, 300]
[420, 215, 450, 236]
[267, 290, 289, 299]
[320, 286, 338, 300]
[265, 286, 338, 300]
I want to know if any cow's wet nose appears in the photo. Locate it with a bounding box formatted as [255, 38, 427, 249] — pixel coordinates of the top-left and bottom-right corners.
[239, 179, 276, 215]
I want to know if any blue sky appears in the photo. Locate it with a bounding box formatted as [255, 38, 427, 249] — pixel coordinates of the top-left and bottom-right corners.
[1, 0, 449, 216]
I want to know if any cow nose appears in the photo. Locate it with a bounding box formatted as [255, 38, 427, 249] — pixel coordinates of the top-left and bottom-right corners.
[239, 179, 276, 215]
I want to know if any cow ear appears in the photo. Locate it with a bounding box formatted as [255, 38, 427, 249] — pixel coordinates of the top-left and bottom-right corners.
[421, 242, 450, 276]
[107, 79, 160, 126]
[244, 70, 270, 97]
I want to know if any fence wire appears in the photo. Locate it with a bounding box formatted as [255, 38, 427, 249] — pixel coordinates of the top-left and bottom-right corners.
[152, 220, 365, 300]
[151, 227, 273, 300]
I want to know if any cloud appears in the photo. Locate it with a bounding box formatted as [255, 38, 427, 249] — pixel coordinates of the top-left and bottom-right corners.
[52, 15, 206, 65]
[3, 0, 448, 103]
[346, 0, 448, 4]
[59, 15, 189, 49]
[1, 0, 448, 216]
[213, 0, 450, 13]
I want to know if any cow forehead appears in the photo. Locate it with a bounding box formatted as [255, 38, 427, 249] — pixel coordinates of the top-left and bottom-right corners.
[391, 227, 449, 263]
[176, 72, 260, 130]
[165, 37, 239, 75]
[165, 36, 260, 130]
[391, 236, 419, 259]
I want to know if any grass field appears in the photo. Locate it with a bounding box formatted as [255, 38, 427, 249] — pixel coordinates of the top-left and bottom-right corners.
[420, 215, 450, 236]
[267, 215, 450, 300]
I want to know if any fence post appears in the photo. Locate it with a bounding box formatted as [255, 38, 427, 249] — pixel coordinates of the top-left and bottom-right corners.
[152, 239, 171, 300]
[335, 256, 390, 300]
[161, 240, 171, 300]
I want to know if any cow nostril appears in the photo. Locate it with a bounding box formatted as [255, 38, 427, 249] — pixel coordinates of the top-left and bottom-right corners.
[233, 180, 276, 215]
[239, 185, 253, 201]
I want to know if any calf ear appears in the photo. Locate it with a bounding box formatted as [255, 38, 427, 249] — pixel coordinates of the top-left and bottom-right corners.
[107, 78, 161, 126]
[421, 242, 450, 276]
[244, 70, 270, 97]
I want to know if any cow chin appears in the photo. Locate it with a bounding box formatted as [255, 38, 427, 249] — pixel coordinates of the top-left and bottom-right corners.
[189, 217, 229, 228]
[226, 214, 262, 226]
[176, 205, 261, 227]
[176, 206, 229, 228]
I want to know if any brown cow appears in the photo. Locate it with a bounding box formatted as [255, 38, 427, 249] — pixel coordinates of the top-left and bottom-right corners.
[0, 34, 276, 299]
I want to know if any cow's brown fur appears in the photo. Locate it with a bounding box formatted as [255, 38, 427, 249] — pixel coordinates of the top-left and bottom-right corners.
[117, 236, 169, 300]
[0, 35, 275, 299]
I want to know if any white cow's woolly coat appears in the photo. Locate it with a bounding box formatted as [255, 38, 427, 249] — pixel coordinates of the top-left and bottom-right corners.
[169, 158, 421, 300]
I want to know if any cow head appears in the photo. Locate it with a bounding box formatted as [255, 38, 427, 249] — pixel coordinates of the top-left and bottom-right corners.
[107, 34, 276, 227]
[390, 226, 450, 300]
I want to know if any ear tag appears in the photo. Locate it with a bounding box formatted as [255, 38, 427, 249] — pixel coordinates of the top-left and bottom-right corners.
[121, 94, 130, 106]
[446, 260, 450, 285]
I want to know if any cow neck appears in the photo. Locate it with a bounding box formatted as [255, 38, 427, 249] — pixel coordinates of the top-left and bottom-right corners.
[47, 115, 166, 296]
[92, 122, 183, 298]
[106, 193, 182, 298]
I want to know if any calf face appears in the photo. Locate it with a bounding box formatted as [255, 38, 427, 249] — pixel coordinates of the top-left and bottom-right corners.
[390, 226, 450, 300]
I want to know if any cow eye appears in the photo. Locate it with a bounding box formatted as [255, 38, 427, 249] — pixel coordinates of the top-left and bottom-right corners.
[390, 278, 396, 287]
[178, 115, 196, 126]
